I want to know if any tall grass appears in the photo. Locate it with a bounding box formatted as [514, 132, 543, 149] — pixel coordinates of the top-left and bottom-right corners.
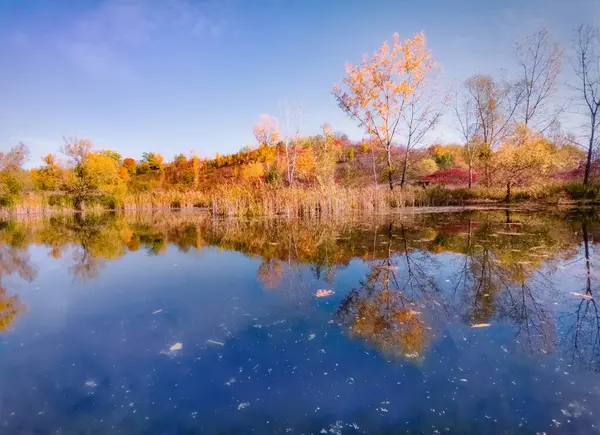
[2, 182, 599, 216]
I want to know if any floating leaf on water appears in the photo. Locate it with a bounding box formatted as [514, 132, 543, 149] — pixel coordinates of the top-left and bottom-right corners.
[315, 289, 335, 298]
[570, 292, 593, 299]
[152, 309, 163, 315]
[169, 342, 183, 352]
[471, 323, 491, 328]
[376, 265, 398, 271]
[207, 339, 224, 346]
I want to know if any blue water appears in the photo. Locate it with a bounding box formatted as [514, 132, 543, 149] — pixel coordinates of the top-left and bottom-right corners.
[0, 212, 599, 434]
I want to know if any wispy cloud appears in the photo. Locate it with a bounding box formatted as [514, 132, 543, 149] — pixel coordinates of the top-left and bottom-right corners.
[55, 0, 233, 79]
[11, 30, 30, 46]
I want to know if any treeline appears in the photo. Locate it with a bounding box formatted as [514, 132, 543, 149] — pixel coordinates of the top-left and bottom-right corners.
[2, 25, 600, 214]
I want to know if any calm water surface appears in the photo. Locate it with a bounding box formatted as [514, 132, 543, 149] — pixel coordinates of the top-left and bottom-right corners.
[1, 210, 600, 434]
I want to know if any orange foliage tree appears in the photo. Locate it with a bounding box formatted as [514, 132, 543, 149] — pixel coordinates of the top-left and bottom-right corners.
[333, 32, 433, 190]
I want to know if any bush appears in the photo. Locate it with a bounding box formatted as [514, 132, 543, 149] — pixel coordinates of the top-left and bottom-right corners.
[563, 182, 600, 200]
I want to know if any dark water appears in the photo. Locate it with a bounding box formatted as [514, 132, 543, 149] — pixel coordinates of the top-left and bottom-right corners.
[1, 210, 600, 434]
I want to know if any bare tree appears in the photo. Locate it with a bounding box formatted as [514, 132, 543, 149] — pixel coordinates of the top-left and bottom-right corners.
[398, 75, 445, 188]
[573, 24, 600, 186]
[515, 27, 564, 132]
[453, 86, 480, 188]
[279, 102, 303, 186]
[0, 142, 29, 172]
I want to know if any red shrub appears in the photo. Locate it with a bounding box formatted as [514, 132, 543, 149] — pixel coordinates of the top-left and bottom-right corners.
[419, 168, 478, 186]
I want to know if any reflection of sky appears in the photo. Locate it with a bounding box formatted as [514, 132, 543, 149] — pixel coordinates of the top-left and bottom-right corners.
[1, 240, 600, 432]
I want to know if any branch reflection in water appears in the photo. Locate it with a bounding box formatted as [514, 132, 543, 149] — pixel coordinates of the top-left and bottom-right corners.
[0, 209, 598, 368]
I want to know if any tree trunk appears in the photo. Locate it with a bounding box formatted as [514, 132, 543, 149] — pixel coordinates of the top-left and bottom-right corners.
[468, 158, 473, 189]
[584, 113, 596, 186]
[386, 149, 394, 191]
[505, 181, 511, 203]
[370, 142, 378, 187]
[400, 149, 409, 189]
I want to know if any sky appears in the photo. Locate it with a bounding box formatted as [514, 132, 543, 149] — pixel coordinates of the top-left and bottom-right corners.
[1, 0, 599, 166]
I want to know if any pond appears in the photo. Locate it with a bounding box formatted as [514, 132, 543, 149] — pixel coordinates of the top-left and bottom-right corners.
[1, 210, 600, 434]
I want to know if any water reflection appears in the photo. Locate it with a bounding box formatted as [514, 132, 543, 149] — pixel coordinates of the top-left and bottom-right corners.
[2, 210, 600, 431]
[0, 211, 597, 343]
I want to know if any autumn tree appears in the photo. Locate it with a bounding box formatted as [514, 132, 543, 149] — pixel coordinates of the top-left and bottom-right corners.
[398, 57, 442, 187]
[313, 124, 341, 187]
[573, 24, 600, 185]
[0, 143, 29, 207]
[122, 158, 137, 176]
[30, 154, 64, 191]
[495, 125, 554, 201]
[334, 32, 433, 190]
[253, 114, 280, 147]
[62, 138, 125, 209]
[464, 74, 522, 186]
[453, 86, 481, 187]
[515, 27, 563, 131]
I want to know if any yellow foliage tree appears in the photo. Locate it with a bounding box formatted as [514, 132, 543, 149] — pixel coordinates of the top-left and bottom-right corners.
[240, 162, 264, 181]
[495, 125, 554, 201]
[333, 32, 433, 190]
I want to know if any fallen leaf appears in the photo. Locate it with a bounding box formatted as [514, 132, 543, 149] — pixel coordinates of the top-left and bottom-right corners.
[316, 289, 335, 298]
[169, 342, 183, 352]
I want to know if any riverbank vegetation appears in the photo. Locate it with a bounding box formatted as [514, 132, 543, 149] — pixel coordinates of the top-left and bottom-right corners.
[2, 25, 600, 216]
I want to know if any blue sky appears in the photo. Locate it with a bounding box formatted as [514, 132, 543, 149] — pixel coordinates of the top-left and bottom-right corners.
[1, 0, 598, 165]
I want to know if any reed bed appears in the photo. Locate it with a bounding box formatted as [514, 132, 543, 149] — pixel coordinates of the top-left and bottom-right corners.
[0, 182, 584, 217]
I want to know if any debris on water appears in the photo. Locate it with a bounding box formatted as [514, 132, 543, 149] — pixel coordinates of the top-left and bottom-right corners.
[471, 323, 490, 328]
[237, 402, 250, 410]
[460, 378, 468, 382]
[84, 380, 97, 388]
[207, 340, 225, 346]
[152, 309, 163, 315]
[570, 292, 593, 299]
[224, 377, 236, 386]
[308, 333, 316, 341]
[316, 289, 335, 298]
[169, 342, 183, 352]
[376, 265, 398, 271]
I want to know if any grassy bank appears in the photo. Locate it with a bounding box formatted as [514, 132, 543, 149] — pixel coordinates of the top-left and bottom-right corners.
[2, 182, 600, 217]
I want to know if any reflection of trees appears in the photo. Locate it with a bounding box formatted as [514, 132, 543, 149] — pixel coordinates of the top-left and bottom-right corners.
[257, 259, 283, 289]
[0, 209, 599, 365]
[0, 287, 23, 333]
[0, 220, 35, 332]
[336, 223, 437, 359]
[562, 221, 600, 372]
